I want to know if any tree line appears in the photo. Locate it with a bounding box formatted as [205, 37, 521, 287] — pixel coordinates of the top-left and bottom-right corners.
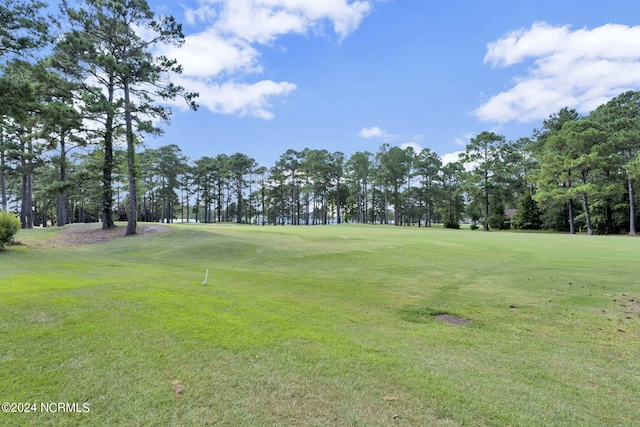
[1, 1, 639, 235]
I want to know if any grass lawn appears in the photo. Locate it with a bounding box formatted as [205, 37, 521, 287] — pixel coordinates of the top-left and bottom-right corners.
[1, 223, 639, 426]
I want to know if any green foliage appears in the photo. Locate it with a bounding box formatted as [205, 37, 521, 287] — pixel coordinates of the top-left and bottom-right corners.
[440, 160, 465, 225]
[3, 0, 640, 238]
[0, 0, 50, 60]
[56, 0, 198, 234]
[443, 220, 460, 229]
[375, 144, 414, 225]
[0, 210, 20, 249]
[489, 216, 509, 230]
[628, 152, 640, 179]
[540, 203, 569, 232]
[487, 198, 509, 230]
[462, 131, 523, 231]
[590, 91, 640, 235]
[487, 215, 504, 230]
[513, 193, 543, 230]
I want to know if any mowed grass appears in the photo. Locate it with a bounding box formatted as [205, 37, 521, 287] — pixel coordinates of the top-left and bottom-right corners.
[1, 223, 639, 426]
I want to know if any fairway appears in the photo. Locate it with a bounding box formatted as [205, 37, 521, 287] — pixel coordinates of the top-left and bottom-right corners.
[1, 223, 639, 426]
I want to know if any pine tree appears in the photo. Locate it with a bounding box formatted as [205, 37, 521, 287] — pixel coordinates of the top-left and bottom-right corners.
[58, 0, 198, 234]
[513, 193, 542, 230]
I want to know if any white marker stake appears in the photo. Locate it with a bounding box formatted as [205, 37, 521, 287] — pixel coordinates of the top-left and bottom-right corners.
[203, 269, 209, 286]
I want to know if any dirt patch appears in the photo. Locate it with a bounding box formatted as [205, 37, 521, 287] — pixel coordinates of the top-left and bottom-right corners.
[31, 223, 168, 248]
[399, 304, 472, 325]
[435, 313, 472, 325]
[612, 294, 640, 319]
[171, 379, 184, 395]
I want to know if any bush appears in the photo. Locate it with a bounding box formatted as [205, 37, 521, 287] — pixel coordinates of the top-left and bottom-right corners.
[470, 224, 479, 230]
[444, 220, 460, 229]
[488, 213, 510, 230]
[513, 194, 542, 230]
[0, 211, 21, 250]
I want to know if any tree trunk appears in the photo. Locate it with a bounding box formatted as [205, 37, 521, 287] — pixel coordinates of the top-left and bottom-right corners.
[448, 184, 452, 223]
[102, 79, 116, 229]
[364, 181, 369, 224]
[124, 79, 137, 236]
[394, 205, 400, 226]
[295, 181, 300, 225]
[336, 178, 341, 224]
[323, 192, 328, 225]
[194, 192, 199, 223]
[20, 138, 33, 229]
[384, 193, 389, 225]
[57, 197, 68, 227]
[582, 194, 594, 235]
[237, 184, 243, 224]
[261, 186, 265, 225]
[371, 190, 375, 224]
[57, 132, 68, 226]
[20, 173, 33, 228]
[483, 173, 490, 231]
[567, 199, 575, 234]
[304, 193, 310, 225]
[217, 185, 222, 223]
[313, 183, 318, 225]
[0, 123, 6, 212]
[628, 174, 636, 236]
[1, 151, 6, 212]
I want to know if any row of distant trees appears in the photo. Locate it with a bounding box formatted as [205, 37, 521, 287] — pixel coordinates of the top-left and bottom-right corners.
[4, 91, 640, 235]
[2, 1, 639, 235]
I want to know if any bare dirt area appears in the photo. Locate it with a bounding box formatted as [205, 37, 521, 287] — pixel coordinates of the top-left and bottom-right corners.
[435, 313, 472, 325]
[30, 223, 168, 248]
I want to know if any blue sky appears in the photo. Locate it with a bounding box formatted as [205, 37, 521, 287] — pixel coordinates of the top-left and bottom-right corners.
[145, 0, 640, 167]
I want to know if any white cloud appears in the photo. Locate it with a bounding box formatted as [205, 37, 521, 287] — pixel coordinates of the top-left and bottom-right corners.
[454, 132, 473, 147]
[170, 0, 371, 119]
[400, 142, 422, 153]
[358, 126, 399, 140]
[453, 138, 465, 146]
[359, 126, 385, 138]
[476, 22, 640, 123]
[180, 78, 297, 119]
[213, 0, 309, 44]
[211, 0, 372, 43]
[440, 151, 464, 165]
[184, 4, 217, 26]
[166, 29, 260, 78]
[399, 135, 424, 153]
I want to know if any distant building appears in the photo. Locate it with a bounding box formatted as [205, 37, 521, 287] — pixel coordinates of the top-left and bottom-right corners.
[504, 209, 517, 219]
[504, 209, 517, 228]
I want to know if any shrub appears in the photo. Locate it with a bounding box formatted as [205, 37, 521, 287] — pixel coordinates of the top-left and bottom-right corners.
[470, 224, 479, 230]
[488, 213, 510, 230]
[0, 211, 21, 250]
[444, 220, 460, 229]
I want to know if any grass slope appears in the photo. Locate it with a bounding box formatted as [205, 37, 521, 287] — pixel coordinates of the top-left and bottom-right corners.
[1, 223, 639, 426]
